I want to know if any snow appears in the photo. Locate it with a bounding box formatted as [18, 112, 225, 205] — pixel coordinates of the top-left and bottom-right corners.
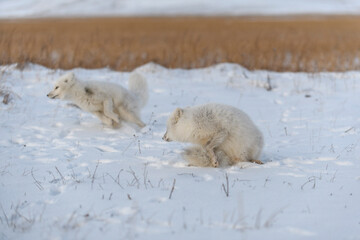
[0, 62, 359, 239]
[0, 0, 360, 18]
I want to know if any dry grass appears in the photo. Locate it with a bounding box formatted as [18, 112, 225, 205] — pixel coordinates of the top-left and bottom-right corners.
[1, 16, 360, 72]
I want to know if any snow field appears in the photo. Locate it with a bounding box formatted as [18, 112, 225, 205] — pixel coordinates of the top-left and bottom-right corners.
[1, 0, 360, 18]
[0, 62, 359, 239]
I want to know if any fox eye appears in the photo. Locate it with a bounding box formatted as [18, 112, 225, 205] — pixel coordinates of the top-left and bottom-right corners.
[55, 86, 59, 90]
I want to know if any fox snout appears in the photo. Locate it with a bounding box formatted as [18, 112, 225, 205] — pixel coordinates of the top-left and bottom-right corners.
[47, 92, 58, 99]
[162, 132, 171, 142]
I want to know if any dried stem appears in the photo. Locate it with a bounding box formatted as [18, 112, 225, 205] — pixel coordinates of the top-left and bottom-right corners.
[222, 173, 229, 197]
[169, 179, 176, 199]
[55, 166, 65, 184]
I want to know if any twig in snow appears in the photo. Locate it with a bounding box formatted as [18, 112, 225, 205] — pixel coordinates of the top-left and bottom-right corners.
[158, 178, 164, 188]
[106, 171, 124, 189]
[143, 163, 149, 189]
[222, 173, 230, 197]
[330, 170, 338, 183]
[0, 164, 11, 177]
[147, 112, 154, 125]
[91, 161, 100, 188]
[255, 209, 262, 229]
[31, 168, 44, 191]
[122, 134, 137, 155]
[263, 207, 285, 228]
[0, 204, 9, 227]
[148, 180, 154, 188]
[55, 166, 65, 184]
[47, 170, 57, 182]
[127, 167, 140, 188]
[2, 93, 10, 104]
[14, 207, 32, 224]
[344, 127, 354, 133]
[169, 179, 176, 199]
[86, 167, 91, 178]
[301, 176, 318, 190]
[178, 173, 196, 177]
[243, 71, 248, 79]
[64, 210, 77, 229]
[266, 74, 273, 91]
[70, 168, 81, 183]
[122, 140, 134, 154]
[264, 177, 271, 187]
[138, 140, 141, 154]
[116, 169, 123, 184]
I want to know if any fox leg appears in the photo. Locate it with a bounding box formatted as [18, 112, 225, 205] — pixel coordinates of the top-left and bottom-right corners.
[249, 159, 264, 164]
[205, 130, 228, 167]
[117, 107, 145, 128]
[93, 111, 113, 127]
[103, 99, 120, 123]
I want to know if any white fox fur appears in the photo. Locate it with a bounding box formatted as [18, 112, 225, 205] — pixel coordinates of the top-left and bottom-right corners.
[163, 103, 264, 167]
[47, 72, 148, 128]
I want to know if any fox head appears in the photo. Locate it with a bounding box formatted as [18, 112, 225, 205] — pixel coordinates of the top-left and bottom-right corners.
[162, 107, 184, 142]
[47, 72, 76, 100]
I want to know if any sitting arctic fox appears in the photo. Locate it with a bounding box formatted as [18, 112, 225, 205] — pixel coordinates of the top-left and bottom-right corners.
[47, 72, 148, 128]
[162, 103, 264, 167]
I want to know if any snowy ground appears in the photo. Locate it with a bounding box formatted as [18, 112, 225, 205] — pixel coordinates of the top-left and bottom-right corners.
[1, 0, 360, 18]
[0, 62, 359, 240]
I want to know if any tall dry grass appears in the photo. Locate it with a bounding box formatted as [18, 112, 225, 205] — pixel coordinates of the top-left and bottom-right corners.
[1, 16, 360, 72]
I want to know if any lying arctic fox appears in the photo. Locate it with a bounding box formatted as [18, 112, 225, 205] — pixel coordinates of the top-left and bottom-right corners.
[47, 72, 148, 128]
[163, 103, 264, 167]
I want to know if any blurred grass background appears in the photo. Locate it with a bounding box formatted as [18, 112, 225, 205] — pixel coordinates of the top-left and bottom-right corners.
[1, 16, 360, 72]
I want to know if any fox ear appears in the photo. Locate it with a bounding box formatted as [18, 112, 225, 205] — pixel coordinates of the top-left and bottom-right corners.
[69, 72, 75, 79]
[64, 72, 75, 83]
[172, 108, 183, 124]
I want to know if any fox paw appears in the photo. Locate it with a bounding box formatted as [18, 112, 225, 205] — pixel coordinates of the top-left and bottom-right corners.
[111, 120, 122, 129]
[211, 159, 219, 168]
[249, 159, 264, 165]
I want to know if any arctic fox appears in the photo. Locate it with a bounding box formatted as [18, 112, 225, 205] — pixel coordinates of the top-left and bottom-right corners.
[47, 72, 148, 128]
[162, 103, 264, 167]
